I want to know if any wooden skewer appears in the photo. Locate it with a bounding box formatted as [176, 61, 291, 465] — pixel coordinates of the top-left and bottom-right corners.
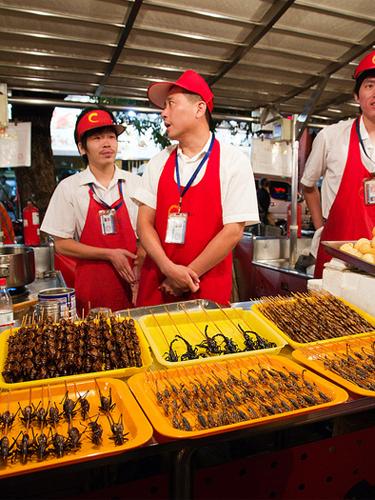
[198, 304, 225, 335]
[178, 303, 206, 338]
[150, 309, 172, 349]
[214, 302, 246, 334]
[163, 306, 184, 337]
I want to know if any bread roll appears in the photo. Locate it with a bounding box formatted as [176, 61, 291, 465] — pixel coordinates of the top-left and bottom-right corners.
[358, 242, 372, 254]
[339, 243, 354, 252]
[361, 253, 375, 265]
[354, 238, 370, 250]
[341, 245, 361, 257]
[353, 249, 364, 258]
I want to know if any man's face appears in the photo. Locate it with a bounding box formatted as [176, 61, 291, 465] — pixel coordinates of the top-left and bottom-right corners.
[355, 77, 375, 121]
[78, 128, 118, 167]
[161, 87, 202, 140]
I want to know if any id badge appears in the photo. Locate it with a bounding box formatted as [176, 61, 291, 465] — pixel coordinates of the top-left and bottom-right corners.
[363, 177, 375, 205]
[165, 212, 188, 244]
[99, 209, 118, 235]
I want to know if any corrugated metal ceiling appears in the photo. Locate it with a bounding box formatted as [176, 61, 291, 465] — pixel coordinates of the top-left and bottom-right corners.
[0, 0, 374, 124]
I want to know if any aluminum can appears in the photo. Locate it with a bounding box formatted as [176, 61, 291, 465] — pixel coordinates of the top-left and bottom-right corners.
[37, 287, 76, 321]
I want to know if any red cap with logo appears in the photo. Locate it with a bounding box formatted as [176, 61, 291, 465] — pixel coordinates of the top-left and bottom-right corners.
[147, 69, 214, 113]
[353, 50, 375, 79]
[75, 109, 125, 142]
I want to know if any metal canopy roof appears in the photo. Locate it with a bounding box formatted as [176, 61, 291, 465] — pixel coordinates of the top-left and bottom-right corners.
[0, 0, 374, 124]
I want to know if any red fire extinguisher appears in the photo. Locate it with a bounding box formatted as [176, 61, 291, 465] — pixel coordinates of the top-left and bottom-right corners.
[23, 200, 41, 246]
[287, 202, 302, 238]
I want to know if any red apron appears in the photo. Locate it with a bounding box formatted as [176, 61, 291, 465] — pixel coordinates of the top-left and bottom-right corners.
[314, 119, 375, 278]
[75, 181, 137, 313]
[137, 139, 232, 306]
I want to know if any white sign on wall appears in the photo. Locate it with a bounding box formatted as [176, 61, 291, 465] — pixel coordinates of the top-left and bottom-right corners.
[251, 138, 292, 177]
[50, 107, 162, 160]
[0, 122, 31, 168]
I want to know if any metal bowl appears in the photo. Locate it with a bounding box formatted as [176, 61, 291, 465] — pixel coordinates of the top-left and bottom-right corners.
[0, 245, 35, 287]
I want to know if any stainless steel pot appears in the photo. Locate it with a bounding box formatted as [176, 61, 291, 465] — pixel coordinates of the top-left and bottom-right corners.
[0, 245, 35, 287]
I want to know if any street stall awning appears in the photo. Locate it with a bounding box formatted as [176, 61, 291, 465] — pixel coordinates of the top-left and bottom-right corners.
[0, 0, 374, 124]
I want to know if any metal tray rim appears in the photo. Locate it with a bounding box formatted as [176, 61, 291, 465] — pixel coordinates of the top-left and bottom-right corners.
[321, 240, 375, 276]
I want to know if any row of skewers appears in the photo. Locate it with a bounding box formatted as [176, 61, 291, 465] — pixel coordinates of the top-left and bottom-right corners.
[256, 292, 374, 344]
[148, 304, 277, 363]
[302, 339, 375, 392]
[0, 382, 128, 466]
[146, 358, 332, 431]
[2, 315, 143, 383]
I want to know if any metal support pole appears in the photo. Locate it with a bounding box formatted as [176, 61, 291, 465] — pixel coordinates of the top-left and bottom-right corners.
[289, 115, 299, 267]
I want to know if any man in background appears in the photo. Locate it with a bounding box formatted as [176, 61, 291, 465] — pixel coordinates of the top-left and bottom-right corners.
[302, 50, 375, 277]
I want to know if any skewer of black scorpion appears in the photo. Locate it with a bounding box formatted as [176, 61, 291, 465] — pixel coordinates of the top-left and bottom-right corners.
[180, 306, 222, 356]
[151, 363, 331, 430]
[160, 305, 276, 362]
[213, 302, 276, 352]
[164, 307, 200, 361]
[198, 305, 240, 355]
[150, 310, 179, 362]
[163, 325, 274, 361]
[237, 324, 276, 351]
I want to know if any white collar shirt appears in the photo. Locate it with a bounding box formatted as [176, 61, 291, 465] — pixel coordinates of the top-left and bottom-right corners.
[133, 133, 259, 226]
[301, 116, 375, 219]
[41, 166, 141, 240]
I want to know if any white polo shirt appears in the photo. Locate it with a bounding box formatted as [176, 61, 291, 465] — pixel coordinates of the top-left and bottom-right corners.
[133, 134, 259, 226]
[301, 116, 375, 219]
[41, 166, 141, 240]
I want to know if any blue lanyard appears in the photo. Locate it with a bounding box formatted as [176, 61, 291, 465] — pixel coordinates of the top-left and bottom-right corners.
[175, 134, 215, 211]
[356, 117, 375, 166]
[89, 179, 124, 211]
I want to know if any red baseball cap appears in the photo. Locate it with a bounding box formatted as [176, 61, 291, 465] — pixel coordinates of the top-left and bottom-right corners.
[147, 69, 214, 113]
[75, 109, 125, 143]
[353, 50, 375, 79]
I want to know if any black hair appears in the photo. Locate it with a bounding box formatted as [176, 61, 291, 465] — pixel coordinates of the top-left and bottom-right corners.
[354, 68, 375, 96]
[260, 178, 269, 188]
[183, 91, 213, 128]
[74, 106, 119, 166]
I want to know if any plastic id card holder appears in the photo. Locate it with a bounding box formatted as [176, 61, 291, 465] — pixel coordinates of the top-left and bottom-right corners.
[364, 177, 375, 205]
[99, 209, 119, 235]
[165, 212, 188, 244]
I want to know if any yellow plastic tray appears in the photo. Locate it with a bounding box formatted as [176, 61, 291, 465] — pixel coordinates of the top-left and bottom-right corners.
[138, 308, 287, 367]
[292, 334, 375, 397]
[0, 377, 153, 478]
[0, 318, 153, 390]
[252, 297, 375, 349]
[128, 355, 348, 440]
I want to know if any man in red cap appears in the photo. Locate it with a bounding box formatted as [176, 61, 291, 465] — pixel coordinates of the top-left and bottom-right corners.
[41, 106, 143, 312]
[134, 69, 259, 305]
[302, 50, 375, 278]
